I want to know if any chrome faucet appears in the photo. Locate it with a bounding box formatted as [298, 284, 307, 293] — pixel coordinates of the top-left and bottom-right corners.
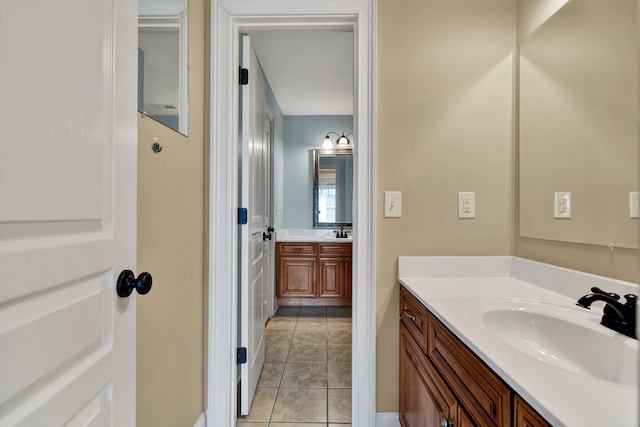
[576, 287, 638, 339]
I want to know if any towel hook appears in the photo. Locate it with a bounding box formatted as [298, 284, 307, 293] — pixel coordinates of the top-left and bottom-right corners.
[151, 137, 163, 153]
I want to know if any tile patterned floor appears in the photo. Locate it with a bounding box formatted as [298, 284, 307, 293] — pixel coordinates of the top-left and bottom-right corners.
[237, 306, 352, 427]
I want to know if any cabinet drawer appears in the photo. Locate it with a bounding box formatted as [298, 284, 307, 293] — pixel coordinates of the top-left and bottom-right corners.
[428, 315, 511, 427]
[399, 286, 428, 353]
[318, 243, 352, 256]
[278, 242, 317, 256]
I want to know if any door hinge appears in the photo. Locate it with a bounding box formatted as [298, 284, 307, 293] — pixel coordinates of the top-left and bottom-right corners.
[238, 208, 248, 225]
[237, 347, 247, 364]
[239, 67, 249, 85]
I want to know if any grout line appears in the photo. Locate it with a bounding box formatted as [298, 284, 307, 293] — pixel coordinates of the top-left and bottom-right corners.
[243, 307, 352, 426]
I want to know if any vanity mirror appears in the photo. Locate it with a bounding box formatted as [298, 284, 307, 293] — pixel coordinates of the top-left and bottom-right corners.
[519, 0, 638, 249]
[138, 0, 189, 135]
[312, 149, 353, 228]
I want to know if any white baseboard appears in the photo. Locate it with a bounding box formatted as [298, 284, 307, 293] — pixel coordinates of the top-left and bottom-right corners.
[377, 412, 401, 427]
[198, 410, 395, 426]
[193, 412, 206, 427]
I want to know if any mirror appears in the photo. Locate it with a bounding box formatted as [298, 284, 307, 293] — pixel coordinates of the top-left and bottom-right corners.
[313, 149, 353, 228]
[519, 0, 638, 248]
[138, 0, 189, 135]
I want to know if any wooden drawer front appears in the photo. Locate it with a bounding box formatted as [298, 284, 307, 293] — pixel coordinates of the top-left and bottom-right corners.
[514, 396, 552, 427]
[278, 242, 317, 256]
[318, 242, 352, 256]
[400, 286, 428, 353]
[428, 316, 511, 427]
[400, 325, 458, 427]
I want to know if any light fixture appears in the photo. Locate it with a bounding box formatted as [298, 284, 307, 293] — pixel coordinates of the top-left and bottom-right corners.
[322, 133, 336, 148]
[322, 131, 353, 148]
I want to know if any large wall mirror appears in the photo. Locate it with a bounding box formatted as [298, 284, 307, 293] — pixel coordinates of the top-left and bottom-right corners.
[519, 0, 638, 249]
[313, 149, 353, 228]
[138, 0, 189, 135]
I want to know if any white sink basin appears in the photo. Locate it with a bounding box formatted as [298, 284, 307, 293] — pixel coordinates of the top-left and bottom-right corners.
[472, 300, 638, 385]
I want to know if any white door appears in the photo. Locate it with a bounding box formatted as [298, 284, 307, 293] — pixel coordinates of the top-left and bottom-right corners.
[264, 107, 276, 320]
[0, 0, 138, 425]
[239, 34, 268, 415]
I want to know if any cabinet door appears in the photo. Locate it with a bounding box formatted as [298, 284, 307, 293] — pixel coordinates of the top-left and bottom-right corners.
[318, 257, 343, 297]
[343, 256, 352, 298]
[514, 396, 551, 427]
[277, 256, 316, 298]
[457, 407, 476, 427]
[400, 325, 457, 427]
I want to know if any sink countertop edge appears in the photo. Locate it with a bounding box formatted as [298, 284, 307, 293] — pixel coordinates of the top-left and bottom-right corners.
[276, 236, 353, 242]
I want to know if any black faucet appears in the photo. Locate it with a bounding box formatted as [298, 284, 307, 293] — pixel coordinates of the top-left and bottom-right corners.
[576, 287, 638, 339]
[335, 225, 348, 238]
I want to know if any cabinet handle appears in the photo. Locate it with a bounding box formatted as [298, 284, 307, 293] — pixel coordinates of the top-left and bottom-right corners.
[403, 306, 417, 323]
[441, 416, 453, 427]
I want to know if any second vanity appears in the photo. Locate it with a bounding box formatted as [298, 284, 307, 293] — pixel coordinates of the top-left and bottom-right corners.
[399, 256, 638, 427]
[276, 229, 352, 306]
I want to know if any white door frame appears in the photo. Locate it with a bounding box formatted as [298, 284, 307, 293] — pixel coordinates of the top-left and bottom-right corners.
[207, 1, 376, 426]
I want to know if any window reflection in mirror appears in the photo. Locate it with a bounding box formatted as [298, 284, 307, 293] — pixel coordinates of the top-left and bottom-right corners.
[138, 0, 188, 135]
[313, 149, 353, 228]
[318, 168, 337, 223]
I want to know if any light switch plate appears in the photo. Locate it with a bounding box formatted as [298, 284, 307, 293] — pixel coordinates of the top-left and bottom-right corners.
[384, 191, 401, 218]
[630, 192, 639, 219]
[554, 192, 571, 218]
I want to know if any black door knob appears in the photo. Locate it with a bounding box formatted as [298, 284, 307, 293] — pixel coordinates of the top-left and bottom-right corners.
[262, 232, 272, 241]
[267, 226, 275, 233]
[117, 270, 153, 297]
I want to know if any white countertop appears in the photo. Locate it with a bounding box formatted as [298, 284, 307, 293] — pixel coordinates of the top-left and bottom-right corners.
[276, 228, 352, 242]
[398, 256, 639, 427]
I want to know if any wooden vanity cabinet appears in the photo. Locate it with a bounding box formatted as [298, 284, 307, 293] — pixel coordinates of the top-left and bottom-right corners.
[400, 285, 551, 427]
[276, 242, 352, 306]
[429, 316, 511, 426]
[513, 397, 551, 427]
[400, 324, 475, 427]
[400, 324, 458, 427]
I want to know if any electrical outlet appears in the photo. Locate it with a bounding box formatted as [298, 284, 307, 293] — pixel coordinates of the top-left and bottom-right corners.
[458, 192, 475, 218]
[554, 192, 571, 218]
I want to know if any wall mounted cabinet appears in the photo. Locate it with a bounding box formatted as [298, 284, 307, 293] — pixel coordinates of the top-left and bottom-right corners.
[276, 242, 351, 306]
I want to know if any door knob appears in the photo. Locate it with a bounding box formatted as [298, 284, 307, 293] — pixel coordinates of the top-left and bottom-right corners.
[267, 226, 274, 233]
[117, 270, 153, 297]
[262, 232, 272, 241]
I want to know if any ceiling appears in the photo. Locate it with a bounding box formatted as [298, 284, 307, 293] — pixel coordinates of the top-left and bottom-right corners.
[249, 31, 354, 116]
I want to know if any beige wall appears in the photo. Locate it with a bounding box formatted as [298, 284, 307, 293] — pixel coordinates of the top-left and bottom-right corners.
[376, 0, 516, 411]
[136, 0, 206, 425]
[132, 0, 637, 420]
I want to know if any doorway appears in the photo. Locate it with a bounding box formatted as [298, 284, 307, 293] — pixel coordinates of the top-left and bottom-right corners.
[207, 1, 376, 426]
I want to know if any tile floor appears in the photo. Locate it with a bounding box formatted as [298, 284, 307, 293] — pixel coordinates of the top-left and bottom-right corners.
[237, 306, 352, 427]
